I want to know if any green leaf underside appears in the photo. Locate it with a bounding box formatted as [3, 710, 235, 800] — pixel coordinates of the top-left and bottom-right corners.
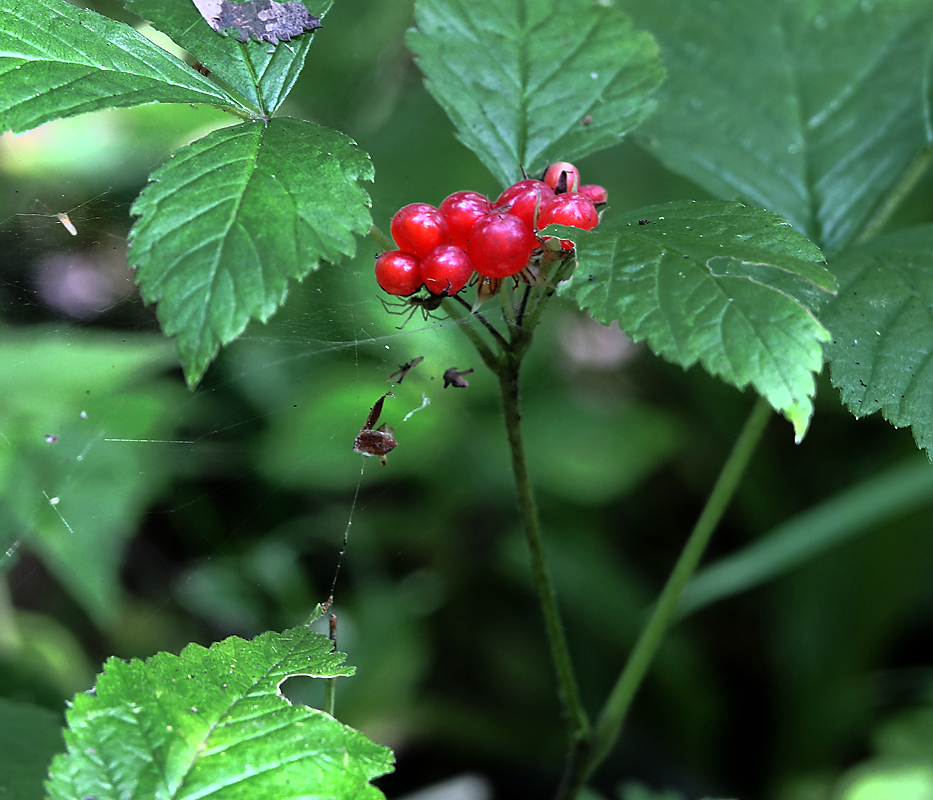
[46, 626, 394, 800]
[407, 0, 664, 188]
[824, 225, 933, 458]
[557, 201, 833, 441]
[124, 0, 333, 115]
[0, 0, 247, 134]
[129, 117, 374, 386]
[623, 0, 933, 251]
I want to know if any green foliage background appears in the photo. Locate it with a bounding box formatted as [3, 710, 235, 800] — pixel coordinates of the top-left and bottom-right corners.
[3, 0, 933, 798]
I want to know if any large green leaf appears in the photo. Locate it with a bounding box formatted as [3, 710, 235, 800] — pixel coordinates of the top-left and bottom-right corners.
[677, 458, 933, 618]
[0, 698, 64, 800]
[0, 330, 184, 625]
[823, 225, 933, 457]
[46, 627, 394, 800]
[557, 201, 833, 440]
[129, 116, 374, 386]
[0, 0, 248, 134]
[124, 0, 333, 115]
[622, 0, 933, 251]
[407, 0, 664, 187]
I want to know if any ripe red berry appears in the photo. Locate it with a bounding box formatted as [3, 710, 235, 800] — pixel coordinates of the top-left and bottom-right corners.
[495, 179, 555, 229]
[391, 203, 450, 258]
[579, 184, 608, 206]
[536, 192, 599, 250]
[467, 212, 537, 278]
[543, 161, 580, 193]
[420, 244, 474, 295]
[374, 250, 422, 296]
[438, 191, 492, 250]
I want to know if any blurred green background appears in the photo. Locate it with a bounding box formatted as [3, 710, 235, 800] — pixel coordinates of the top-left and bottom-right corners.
[3, 2, 933, 799]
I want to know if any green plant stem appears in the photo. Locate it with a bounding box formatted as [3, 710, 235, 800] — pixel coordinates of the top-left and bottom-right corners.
[369, 224, 395, 251]
[496, 351, 591, 750]
[448, 293, 509, 350]
[855, 149, 933, 245]
[441, 299, 500, 370]
[561, 396, 772, 797]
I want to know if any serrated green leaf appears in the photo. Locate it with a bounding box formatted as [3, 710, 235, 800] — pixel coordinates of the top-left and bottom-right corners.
[124, 0, 333, 114]
[823, 225, 933, 458]
[0, 329, 185, 624]
[0, 698, 64, 800]
[622, 0, 933, 251]
[46, 627, 393, 800]
[0, 0, 248, 134]
[407, 0, 663, 188]
[557, 201, 833, 441]
[129, 116, 374, 386]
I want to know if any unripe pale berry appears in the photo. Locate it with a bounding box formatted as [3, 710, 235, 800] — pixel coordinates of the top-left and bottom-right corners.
[543, 161, 580, 193]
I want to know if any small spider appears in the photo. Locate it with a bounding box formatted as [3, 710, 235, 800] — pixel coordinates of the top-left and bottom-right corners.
[379, 288, 449, 328]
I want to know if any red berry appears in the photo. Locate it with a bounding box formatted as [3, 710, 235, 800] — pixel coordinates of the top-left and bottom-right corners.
[543, 161, 580, 193]
[420, 244, 474, 295]
[391, 203, 450, 258]
[579, 184, 608, 205]
[467, 212, 537, 278]
[537, 193, 599, 250]
[495, 179, 555, 229]
[438, 191, 492, 250]
[374, 250, 422, 296]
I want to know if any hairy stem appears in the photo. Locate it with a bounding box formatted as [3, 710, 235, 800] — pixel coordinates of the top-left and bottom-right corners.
[561, 397, 772, 797]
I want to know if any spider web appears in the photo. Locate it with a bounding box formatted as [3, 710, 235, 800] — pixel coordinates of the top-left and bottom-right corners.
[0, 103, 635, 740]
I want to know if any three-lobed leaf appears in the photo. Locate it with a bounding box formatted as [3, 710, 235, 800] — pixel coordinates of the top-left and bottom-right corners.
[621, 0, 933, 252]
[124, 0, 333, 115]
[407, 0, 664, 187]
[823, 226, 933, 458]
[0, 0, 249, 134]
[129, 117, 374, 386]
[46, 626, 394, 799]
[557, 201, 834, 441]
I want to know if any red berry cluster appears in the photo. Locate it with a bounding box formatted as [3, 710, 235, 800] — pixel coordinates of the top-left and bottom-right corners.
[374, 161, 606, 297]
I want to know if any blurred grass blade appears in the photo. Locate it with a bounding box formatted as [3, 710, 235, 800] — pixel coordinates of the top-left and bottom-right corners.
[677, 459, 933, 619]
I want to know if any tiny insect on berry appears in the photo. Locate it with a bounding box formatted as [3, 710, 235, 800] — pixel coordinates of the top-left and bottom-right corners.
[420, 244, 475, 295]
[468, 212, 538, 278]
[579, 184, 608, 206]
[543, 161, 581, 193]
[391, 203, 450, 259]
[374, 250, 423, 296]
[495, 179, 555, 229]
[536, 192, 599, 250]
[438, 191, 492, 250]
